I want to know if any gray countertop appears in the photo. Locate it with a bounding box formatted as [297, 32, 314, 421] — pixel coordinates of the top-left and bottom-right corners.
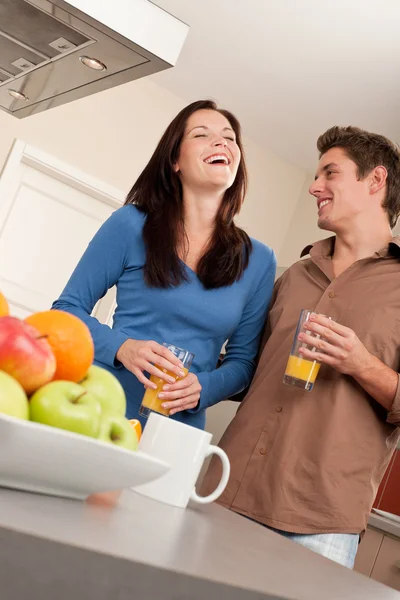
[0, 487, 399, 600]
[369, 511, 400, 538]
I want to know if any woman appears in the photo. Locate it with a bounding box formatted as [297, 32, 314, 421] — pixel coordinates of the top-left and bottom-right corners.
[52, 100, 276, 429]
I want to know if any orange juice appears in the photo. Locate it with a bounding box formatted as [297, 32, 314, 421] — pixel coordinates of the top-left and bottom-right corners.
[284, 355, 320, 386]
[141, 367, 189, 416]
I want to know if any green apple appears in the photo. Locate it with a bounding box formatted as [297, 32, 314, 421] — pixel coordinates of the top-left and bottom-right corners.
[79, 365, 126, 416]
[30, 381, 102, 438]
[0, 370, 29, 419]
[97, 411, 138, 451]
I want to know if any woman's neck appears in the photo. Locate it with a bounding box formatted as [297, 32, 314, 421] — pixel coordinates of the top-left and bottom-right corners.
[182, 187, 223, 238]
[180, 187, 223, 269]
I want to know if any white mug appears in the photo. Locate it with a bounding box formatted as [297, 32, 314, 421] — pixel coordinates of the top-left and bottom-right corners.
[132, 413, 230, 508]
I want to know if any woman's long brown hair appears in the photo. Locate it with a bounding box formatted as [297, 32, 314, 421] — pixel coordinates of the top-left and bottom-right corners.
[125, 100, 252, 289]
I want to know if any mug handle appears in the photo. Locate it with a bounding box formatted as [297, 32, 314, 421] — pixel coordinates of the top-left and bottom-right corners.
[190, 445, 230, 505]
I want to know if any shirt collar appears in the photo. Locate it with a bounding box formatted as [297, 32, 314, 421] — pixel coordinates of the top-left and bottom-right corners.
[386, 236, 400, 258]
[300, 235, 400, 260]
[300, 237, 335, 259]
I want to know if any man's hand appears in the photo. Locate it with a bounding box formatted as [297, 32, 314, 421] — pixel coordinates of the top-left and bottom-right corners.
[298, 314, 372, 377]
[298, 313, 398, 413]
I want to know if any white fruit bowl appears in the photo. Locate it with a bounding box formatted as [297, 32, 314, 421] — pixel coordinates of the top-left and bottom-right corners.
[0, 413, 169, 500]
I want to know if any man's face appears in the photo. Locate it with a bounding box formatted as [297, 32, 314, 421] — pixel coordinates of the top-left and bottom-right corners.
[309, 147, 372, 232]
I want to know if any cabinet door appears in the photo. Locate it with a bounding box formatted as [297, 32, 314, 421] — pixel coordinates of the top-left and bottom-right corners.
[371, 535, 400, 591]
[0, 141, 120, 323]
[354, 528, 383, 576]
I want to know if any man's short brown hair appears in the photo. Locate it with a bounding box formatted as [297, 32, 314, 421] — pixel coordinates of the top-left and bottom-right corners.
[317, 126, 400, 228]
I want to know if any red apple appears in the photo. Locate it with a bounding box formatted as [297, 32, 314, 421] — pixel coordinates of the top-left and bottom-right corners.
[0, 316, 56, 394]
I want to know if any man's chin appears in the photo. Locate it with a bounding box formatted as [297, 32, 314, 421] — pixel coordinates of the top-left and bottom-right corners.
[317, 217, 336, 232]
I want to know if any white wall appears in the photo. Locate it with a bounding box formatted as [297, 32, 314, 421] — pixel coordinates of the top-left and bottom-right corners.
[0, 78, 306, 256]
[0, 77, 307, 443]
[278, 173, 321, 268]
[236, 138, 306, 258]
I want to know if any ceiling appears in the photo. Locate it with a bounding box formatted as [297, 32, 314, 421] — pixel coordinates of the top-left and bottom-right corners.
[152, 0, 400, 171]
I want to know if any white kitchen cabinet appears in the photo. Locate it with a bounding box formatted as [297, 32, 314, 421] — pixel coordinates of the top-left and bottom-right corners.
[355, 522, 400, 592]
[0, 140, 123, 323]
[354, 527, 384, 577]
[370, 535, 400, 591]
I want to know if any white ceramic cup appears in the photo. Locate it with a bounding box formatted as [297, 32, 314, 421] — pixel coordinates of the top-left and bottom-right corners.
[132, 413, 230, 508]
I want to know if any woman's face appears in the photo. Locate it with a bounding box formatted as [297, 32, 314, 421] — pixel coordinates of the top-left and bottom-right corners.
[174, 109, 241, 192]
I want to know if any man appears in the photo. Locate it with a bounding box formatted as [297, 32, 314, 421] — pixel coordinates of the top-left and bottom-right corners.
[202, 126, 400, 569]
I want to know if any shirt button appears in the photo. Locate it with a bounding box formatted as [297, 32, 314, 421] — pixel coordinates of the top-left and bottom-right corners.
[276, 406, 283, 413]
[329, 291, 335, 298]
[259, 448, 267, 455]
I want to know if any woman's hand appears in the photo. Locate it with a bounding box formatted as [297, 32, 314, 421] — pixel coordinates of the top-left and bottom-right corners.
[158, 373, 202, 415]
[116, 339, 186, 389]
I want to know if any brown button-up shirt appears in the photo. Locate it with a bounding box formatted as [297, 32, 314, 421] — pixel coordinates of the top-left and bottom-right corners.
[202, 236, 400, 535]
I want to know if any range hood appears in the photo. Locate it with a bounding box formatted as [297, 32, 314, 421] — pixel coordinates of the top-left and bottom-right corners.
[0, 0, 189, 118]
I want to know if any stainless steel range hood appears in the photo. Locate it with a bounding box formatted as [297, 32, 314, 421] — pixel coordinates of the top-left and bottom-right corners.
[0, 0, 189, 118]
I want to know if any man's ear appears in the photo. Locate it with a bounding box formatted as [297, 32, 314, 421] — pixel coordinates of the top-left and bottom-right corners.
[369, 165, 387, 195]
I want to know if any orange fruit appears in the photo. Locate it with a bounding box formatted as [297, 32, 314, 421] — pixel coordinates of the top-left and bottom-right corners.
[24, 310, 94, 383]
[0, 291, 9, 317]
[129, 419, 142, 441]
[87, 490, 122, 507]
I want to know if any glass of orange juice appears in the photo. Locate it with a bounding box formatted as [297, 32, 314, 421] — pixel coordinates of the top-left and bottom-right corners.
[139, 343, 195, 418]
[283, 309, 330, 392]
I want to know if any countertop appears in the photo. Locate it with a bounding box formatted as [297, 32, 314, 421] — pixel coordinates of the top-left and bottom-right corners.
[369, 511, 400, 539]
[0, 487, 399, 600]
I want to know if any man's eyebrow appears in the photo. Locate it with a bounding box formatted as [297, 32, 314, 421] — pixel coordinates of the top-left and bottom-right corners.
[315, 162, 339, 180]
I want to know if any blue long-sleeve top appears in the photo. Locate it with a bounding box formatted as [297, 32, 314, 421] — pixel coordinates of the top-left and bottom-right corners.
[52, 205, 276, 430]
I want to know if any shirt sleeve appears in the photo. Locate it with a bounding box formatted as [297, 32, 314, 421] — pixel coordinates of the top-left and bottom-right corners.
[190, 247, 277, 412]
[51, 206, 135, 368]
[387, 373, 400, 427]
[225, 268, 287, 403]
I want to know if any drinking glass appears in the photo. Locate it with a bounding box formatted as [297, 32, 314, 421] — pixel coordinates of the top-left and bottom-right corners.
[139, 343, 195, 417]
